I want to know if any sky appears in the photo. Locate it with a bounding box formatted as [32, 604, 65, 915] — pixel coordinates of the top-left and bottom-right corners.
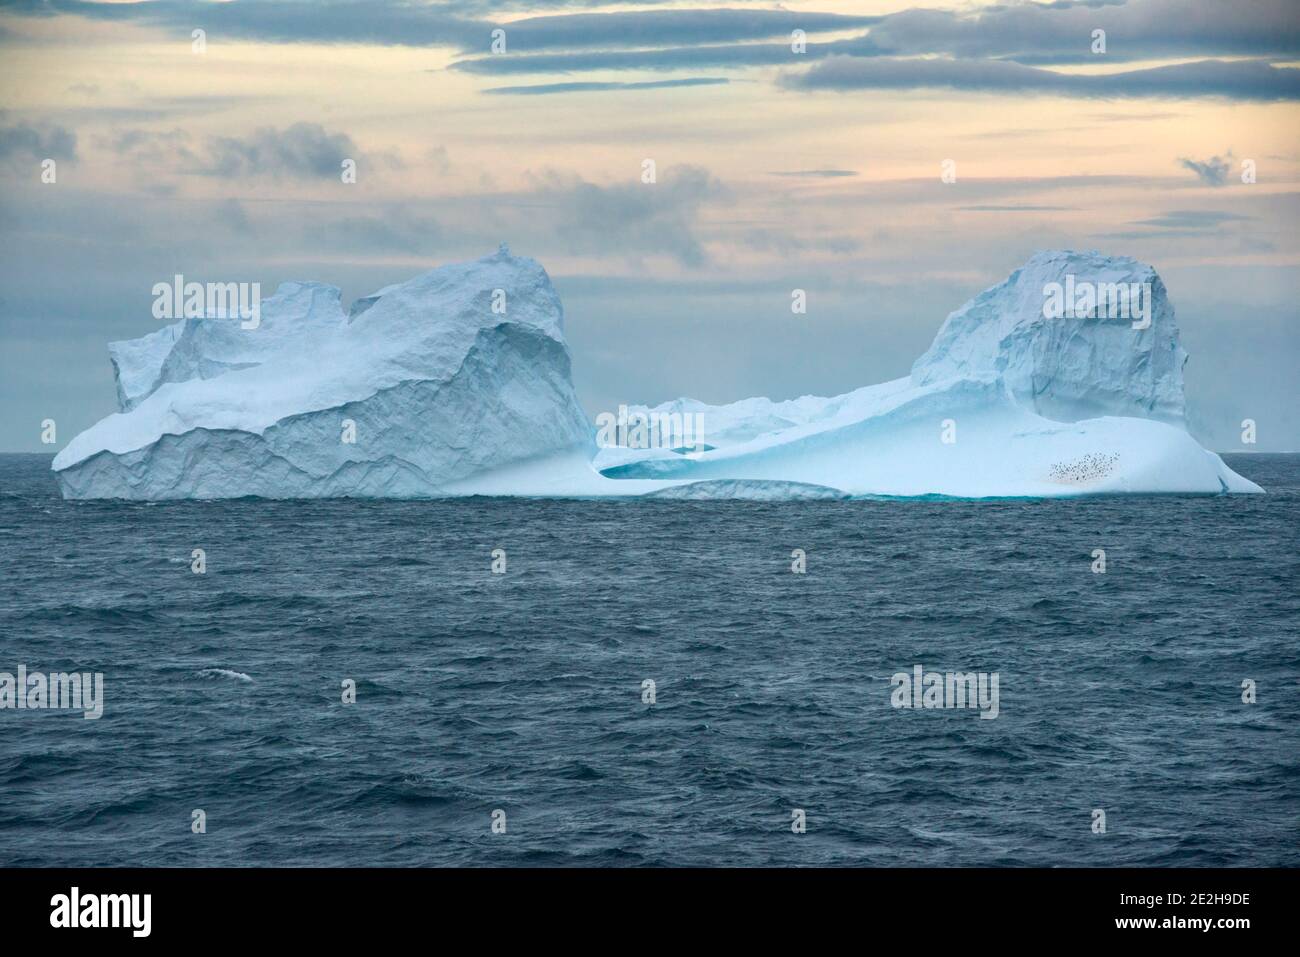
[0, 0, 1297, 452]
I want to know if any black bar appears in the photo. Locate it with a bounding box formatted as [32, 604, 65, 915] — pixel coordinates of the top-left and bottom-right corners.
[0, 867, 1282, 942]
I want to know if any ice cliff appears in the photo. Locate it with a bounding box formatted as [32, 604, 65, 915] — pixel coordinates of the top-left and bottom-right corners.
[53, 247, 1260, 499]
[911, 250, 1187, 425]
[53, 245, 592, 498]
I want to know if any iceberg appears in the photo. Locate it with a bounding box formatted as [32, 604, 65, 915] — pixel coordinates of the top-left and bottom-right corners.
[54, 244, 593, 499]
[53, 247, 1261, 499]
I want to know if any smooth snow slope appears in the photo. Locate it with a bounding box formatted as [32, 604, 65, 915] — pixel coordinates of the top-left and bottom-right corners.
[54, 247, 1260, 499]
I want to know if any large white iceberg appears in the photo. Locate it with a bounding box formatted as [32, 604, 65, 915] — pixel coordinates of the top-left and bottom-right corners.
[53, 247, 1261, 499]
[54, 245, 593, 498]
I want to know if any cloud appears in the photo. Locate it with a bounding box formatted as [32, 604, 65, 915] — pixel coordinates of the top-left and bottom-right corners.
[15, 0, 1297, 105]
[14, 94, 286, 130]
[102, 122, 397, 181]
[483, 78, 729, 96]
[5, 0, 485, 49]
[1177, 154, 1234, 186]
[450, 35, 881, 75]
[104, 127, 197, 165]
[864, 0, 1300, 63]
[491, 9, 879, 51]
[425, 145, 450, 175]
[1095, 207, 1254, 238]
[449, 0, 1298, 77]
[526, 164, 727, 267]
[17, 0, 1294, 63]
[199, 123, 381, 179]
[781, 57, 1300, 101]
[7, 2, 878, 53]
[0, 121, 77, 162]
[1132, 209, 1249, 229]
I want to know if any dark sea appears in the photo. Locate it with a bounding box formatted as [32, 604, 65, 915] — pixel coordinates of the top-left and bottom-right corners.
[1, 452, 1296, 867]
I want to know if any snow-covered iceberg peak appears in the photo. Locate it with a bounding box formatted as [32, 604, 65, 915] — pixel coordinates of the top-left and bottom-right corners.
[54, 246, 592, 499]
[911, 250, 1187, 425]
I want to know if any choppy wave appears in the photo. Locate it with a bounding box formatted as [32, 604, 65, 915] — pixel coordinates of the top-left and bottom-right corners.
[196, 668, 254, 683]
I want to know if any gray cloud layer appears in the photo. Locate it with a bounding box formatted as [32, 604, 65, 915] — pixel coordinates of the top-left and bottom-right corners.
[3, 1, 874, 51]
[490, 8, 879, 51]
[781, 57, 1300, 101]
[449, 35, 881, 75]
[3, 0, 484, 47]
[6, 1, 1298, 100]
[102, 122, 397, 180]
[203, 123, 365, 179]
[865, 0, 1300, 62]
[1178, 154, 1233, 186]
[15, 0, 1288, 62]
[0, 121, 76, 161]
[527, 164, 727, 267]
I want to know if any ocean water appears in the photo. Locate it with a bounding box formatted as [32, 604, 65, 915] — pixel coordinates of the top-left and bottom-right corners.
[0, 452, 1296, 867]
